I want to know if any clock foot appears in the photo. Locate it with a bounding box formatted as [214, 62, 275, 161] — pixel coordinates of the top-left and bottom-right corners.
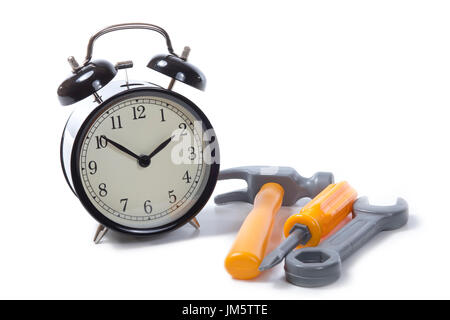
[189, 217, 200, 229]
[93, 224, 109, 244]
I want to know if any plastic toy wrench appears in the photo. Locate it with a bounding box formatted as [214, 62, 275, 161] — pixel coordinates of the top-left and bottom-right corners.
[259, 181, 357, 270]
[284, 197, 409, 287]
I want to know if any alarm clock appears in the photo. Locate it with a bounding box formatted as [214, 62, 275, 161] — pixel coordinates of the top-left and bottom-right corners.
[58, 23, 220, 243]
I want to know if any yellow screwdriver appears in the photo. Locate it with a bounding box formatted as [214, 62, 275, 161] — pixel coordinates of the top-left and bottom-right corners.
[259, 181, 357, 270]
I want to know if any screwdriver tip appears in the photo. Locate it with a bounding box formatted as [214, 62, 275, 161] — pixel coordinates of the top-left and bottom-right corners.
[259, 227, 310, 271]
[259, 251, 285, 271]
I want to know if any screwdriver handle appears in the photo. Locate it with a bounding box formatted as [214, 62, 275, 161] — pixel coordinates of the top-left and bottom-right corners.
[225, 183, 284, 280]
[283, 181, 357, 248]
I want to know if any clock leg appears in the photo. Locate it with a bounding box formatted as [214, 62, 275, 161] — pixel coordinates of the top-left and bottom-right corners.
[93, 224, 109, 244]
[189, 217, 200, 229]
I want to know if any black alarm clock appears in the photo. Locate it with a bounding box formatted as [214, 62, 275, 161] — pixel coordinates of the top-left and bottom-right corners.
[58, 23, 220, 243]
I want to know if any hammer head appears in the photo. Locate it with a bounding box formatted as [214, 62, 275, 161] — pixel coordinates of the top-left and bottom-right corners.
[214, 166, 334, 206]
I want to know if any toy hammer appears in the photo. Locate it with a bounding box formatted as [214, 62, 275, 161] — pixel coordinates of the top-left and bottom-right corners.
[214, 166, 334, 279]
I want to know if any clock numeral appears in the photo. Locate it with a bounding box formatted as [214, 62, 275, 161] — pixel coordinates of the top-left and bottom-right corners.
[95, 135, 108, 149]
[144, 200, 153, 214]
[188, 146, 197, 160]
[179, 123, 188, 136]
[132, 105, 146, 120]
[160, 108, 166, 122]
[182, 171, 192, 184]
[98, 183, 107, 197]
[120, 198, 128, 212]
[111, 115, 123, 129]
[168, 190, 177, 204]
[88, 161, 97, 175]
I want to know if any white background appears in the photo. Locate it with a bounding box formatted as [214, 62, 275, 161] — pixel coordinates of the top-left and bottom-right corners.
[0, 0, 449, 299]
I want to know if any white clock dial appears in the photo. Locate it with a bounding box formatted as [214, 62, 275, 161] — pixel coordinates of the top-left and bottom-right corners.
[77, 92, 214, 230]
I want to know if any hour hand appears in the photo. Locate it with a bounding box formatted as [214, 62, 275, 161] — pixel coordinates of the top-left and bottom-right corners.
[103, 136, 140, 160]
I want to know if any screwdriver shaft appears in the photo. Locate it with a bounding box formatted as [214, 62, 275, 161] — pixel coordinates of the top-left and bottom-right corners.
[260, 181, 357, 272]
[259, 227, 309, 271]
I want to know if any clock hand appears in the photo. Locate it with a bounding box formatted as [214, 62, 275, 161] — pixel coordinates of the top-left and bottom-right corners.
[103, 136, 140, 160]
[148, 136, 173, 159]
[136, 136, 173, 168]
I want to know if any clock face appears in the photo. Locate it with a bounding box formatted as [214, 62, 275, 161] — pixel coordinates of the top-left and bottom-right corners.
[72, 88, 219, 234]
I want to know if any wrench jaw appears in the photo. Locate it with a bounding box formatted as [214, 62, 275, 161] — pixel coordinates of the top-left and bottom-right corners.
[284, 247, 342, 288]
[353, 197, 409, 231]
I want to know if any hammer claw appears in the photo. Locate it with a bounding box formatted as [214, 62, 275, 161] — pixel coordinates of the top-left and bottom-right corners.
[217, 167, 251, 182]
[215, 166, 334, 205]
[214, 189, 251, 205]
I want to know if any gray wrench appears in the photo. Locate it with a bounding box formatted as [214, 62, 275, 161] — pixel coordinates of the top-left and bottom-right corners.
[214, 166, 334, 206]
[284, 196, 409, 287]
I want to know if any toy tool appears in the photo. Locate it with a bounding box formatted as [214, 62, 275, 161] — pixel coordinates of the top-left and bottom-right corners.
[284, 197, 409, 287]
[224, 183, 284, 280]
[259, 181, 357, 271]
[215, 166, 334, 206]
[215, 166, 334, 280]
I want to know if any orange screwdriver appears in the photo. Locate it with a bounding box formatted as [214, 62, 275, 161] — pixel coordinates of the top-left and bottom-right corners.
[224, 183, 284, 280]
[259, 181, 357, 271]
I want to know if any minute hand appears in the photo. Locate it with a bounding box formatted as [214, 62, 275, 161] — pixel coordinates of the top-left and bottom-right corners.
[104, 136, 140, 160]
[148, 136, 173, 159]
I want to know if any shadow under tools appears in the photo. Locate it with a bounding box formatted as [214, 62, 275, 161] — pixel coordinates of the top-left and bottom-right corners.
[253, 211, 418, 288]
[257, 214, 419, 290]
[332, 213, 418, 288]
[101, 202, 254, 249]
